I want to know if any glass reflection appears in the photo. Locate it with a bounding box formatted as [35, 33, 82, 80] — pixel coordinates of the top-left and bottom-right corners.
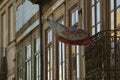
[97, 23, 100, 32]
[58, 41, 65, 80]
[117, 8, 120, 28]
[111, 12, 114, 30]
[97, 2, 100, 23]
[92, 27, 95, 35]
[117, 0, 120, 7]
[76, 46, 80, 79]
[92, 7, 95, 26]
[110, 0, 114, 11]
[92, 0, 94, 5]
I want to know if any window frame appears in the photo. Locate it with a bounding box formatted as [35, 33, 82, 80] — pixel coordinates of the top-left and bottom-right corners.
[34, 37, 41, 80]
[110, 0, 120, 67]
[46, 28, 53, 80]
[17, 51, 23, 80]
[69, 3, 79, 27]
[56, 17, 66, 80]
[25, 44, 32, 80]
[69, 4, 80, 80]
[91, 0, 101, 35]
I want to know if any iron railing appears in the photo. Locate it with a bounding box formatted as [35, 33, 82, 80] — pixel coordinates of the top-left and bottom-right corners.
[85, 30, 120, 80]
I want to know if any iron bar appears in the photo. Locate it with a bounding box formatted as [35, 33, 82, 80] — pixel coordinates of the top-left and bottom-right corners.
[39, 4, 43, 80]
[114, 0, 117, 80]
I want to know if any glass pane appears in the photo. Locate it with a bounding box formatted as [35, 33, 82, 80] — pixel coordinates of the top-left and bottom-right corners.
[48, 71, 50, 80]
[97, 23, 100, 32]
[92, 7, 95, 26]
[39, 54, 41, 76]
[63, 63, 65, 80]
[36, 38, 40, 52]
[36, 55, 39, 76]
[26, 44, 31, 58]
[50, 70, 53, 80]
[76, 9, 78, 23]
[48, 48, 50, 70]
[117, 0, 120, 7]
[92, 0, 94, 5]
[47, 29, 52, 44]
[76, 46, 80, 79]
[62, 43, 65, 62]
[58, 42, 65, 80]
[59, 42, 62, 63]
[47, 47, 51, 80]
[77, 54, 80, 79]
[50, 47, 52, 68]
[71, 8, 78, 26]
[111, 12, 114, 30]
[110, 0, 114, 11]
[27, 61, 31, 80]
[59, 65, 62, 80]
[117, 8, 120, 27]
[92, 27, 95, 35]
[47, 30, 50, 44]
[50, 30, 52, 42]
[97, 2, 100, 23]
[72, 12, 75, 25]
[76, 45, 79, 54]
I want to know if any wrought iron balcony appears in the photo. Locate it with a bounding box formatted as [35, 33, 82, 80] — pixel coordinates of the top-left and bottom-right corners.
[85, 30, 120, 80]
[0, 47, 7, 80]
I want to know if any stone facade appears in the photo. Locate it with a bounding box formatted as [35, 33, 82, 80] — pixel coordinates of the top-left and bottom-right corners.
[0, 0, 120, 80]
[0, 0, 15, 80]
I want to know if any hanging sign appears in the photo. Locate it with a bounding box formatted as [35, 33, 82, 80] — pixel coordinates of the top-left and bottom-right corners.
[47, 19, 93, 45]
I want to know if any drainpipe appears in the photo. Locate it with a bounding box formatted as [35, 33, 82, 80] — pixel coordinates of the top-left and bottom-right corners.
[29, 0, 43, 79]
[38, 3, 43, 80]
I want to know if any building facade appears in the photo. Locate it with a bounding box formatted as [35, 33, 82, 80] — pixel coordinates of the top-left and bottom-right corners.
[16, 0, 120, 80]
[0, 0, 120, 80]
[0, 0, 15, 80]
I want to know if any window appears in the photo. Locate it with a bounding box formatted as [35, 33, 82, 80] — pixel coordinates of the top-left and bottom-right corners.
[110, 0, 115, 30]
[25, 44, 31, 80]
[46, 29, 53, 80]
[17, 52, 23, 80]
[76, 46, 80, 79]
[57, 18, 65, 80]
[70, 7, 78, 26]
[71, 46, 80, 80]
[110, 0, 120, 41]
[110, 0, 120, 67]
[116, 0, 120, 27]
[70, 6, 80, 79]
[58, 42, 65, 80]
[91, 0, 101, 35]
[34, 38, 41, 80]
